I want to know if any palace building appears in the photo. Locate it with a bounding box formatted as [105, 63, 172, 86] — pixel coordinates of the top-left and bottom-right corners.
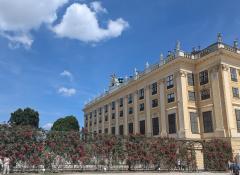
[83, 34, 240, 157]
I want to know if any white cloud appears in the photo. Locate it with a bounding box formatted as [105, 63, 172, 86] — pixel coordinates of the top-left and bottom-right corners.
[60, 70, 73, 81]
[58, 87, 76, 96]
[42, 123, 53, 130]
[0, 0, 68, 47]
[90, 1, 107, 14]
[52, 3, 129, 42]
[0, 32, 33, 49]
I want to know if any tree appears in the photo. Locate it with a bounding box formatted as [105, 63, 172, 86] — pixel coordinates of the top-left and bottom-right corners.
[51, 116, 80, 131]
[9, 108, 39, 128]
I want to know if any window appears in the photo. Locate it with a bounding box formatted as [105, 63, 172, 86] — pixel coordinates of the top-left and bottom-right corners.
[201, 89, 210, 100]
[167, 93, 175, 103]
[104, 128, 108, 134]
[168, 113, 176, 134]
[140, 103, 144, 111]
[112, 113, 115, 120]
[203, 111, 213, 133]
[99, 107, 102, 115]
[90, 121, 92, 126]
[104, 105, 108, 113]
[90, 112, 92, 119]
[233, 87, 239, 98]
[99, 130, 102, 134]
[94, 110, 97, 117]
[128, 123, 133, 134]
[139, 120, 145, 135]
[105, 115, 108, 121]
[188, 91, 196, 101]
[112, 101, 115, 110]
[166, 75, 174, 89]
[129, 107, 133, 115]
[152, 117, 159, 136]
[230, 67, 238, 82]
[199, 70, 208, 85]
[119, 125, 124, 136]
[94, 119, 97, 125]
[111, 127, 115, 135]
[152, 99, 158, 108]
[99, 117, 102, 123]
[187, 73, 195, 86]
[119, 98, 123, 107]
[190, 112, 199, 134]
[128, 94, 133, 104]
[139, 88, 144, 100]
[119, 110, 123, 117]
[152, 82, 158, 95]
[235, 109, 240, 132]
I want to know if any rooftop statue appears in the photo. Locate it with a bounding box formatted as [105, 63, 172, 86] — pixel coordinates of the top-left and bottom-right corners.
[110, 74, 120, 87]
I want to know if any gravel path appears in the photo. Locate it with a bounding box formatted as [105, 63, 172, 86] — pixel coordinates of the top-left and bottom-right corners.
[39, 172, 231, 175]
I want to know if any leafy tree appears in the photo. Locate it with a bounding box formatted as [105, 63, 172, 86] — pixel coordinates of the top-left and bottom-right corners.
[51, 116, 80, 131]
[9, 108, 39, 128]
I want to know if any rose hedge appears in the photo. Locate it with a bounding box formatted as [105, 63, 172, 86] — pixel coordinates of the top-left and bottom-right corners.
[203, 139, 232, 171]
[0, 125, 232, 171]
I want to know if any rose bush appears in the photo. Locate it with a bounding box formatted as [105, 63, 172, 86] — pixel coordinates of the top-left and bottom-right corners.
[0, 124, 233, 172]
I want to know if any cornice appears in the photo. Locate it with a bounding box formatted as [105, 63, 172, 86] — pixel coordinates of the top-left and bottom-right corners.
[84, 48, 240, 111]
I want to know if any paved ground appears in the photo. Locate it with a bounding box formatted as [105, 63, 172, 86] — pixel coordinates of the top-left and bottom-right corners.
[22, 172, 231, 175]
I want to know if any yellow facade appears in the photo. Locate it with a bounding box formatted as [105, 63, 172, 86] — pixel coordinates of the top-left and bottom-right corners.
[83, 36, 240, 155]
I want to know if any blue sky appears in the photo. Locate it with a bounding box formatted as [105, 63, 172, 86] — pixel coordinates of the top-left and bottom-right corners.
[0, 0, 240, 129]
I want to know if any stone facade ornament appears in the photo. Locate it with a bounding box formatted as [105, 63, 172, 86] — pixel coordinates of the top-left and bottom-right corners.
[234, 38, 239, 49]
[210, 65, 220, 73]
[210, 65, 220, 80]
[134, 68, 138, 76]
[110, 74, 119, 87]
[176, 40, 181, 52]
[217, 33, 223, 43]
[167, 51, 171, 57]
[145, 62, 149, 69]
[176, 70, 187, 77]
[160, 53, 164, 65]
[221, 64, 229, 71]
[145, 84, 151, 90]
[125, 75, 129, 81]
[160, 78, 166, 83]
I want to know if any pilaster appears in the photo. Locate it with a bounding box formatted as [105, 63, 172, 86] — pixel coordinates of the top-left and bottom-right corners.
[96, 109, 99, 133]
[210, 64, 225, 137]
[102, 108, 104, 133]
[160, 78, 167, 137]
[108, 103, 111, 134]
[124, 96, 128, 135]
[145, 85, 152, 136]
[133, 90, 139, 134]
[221, 64, 237, 137]
[176, 70, 190, 138]
[115, 100, 119, 135]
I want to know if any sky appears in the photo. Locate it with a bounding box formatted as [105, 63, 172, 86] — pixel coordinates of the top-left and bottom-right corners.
[0, 0, 240, 129]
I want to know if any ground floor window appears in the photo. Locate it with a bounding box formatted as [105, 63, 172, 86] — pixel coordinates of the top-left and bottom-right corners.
[111, 127, 115, 135]
[235, 109, 240, 132]
[152, 117, 159, 136]
[128, 123, 133, 134]
[119, 125, 124, 135]
[168, 113, 176, 134]
[139, 120, 145, 135]
[202, 111, 213, 133]
[190, 112, 199, 134]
